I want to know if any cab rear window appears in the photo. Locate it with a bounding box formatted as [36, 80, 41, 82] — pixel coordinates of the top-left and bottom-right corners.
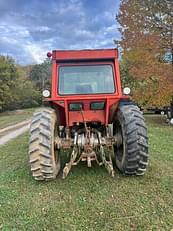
[58, 65, 115, 95]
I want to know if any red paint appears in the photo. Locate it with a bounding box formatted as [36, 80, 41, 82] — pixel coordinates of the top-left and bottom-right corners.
[52, 49, 118, 61]
[47, 48, 129, 126]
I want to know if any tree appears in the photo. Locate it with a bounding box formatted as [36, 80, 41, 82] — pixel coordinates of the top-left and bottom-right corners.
[0, 55, 41, 112]
[117, 0, 173, 107]
[120, 58, 136, 89]
[0, 56, 18, 110]
[29, 59, 51, 91]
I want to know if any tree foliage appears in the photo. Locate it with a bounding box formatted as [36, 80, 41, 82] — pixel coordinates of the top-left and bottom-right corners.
[0, 55, 41, 112]
[28, 59, 51, 91]
[117, 0, 173, 107]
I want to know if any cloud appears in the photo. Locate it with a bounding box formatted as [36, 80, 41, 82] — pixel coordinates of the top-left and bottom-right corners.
[0, 0, 120, 64]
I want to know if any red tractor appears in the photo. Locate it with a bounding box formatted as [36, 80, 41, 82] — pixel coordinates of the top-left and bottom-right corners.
[29, 49, 149, 180]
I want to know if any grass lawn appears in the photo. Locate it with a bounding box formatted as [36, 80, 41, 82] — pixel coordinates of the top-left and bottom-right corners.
[0, 108, 37, 129]
[0, 116, 173, 231]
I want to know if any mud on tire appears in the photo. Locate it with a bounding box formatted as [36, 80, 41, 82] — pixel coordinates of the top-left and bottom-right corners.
[114, 104, 149, 175]
[29, 108, 60, 180]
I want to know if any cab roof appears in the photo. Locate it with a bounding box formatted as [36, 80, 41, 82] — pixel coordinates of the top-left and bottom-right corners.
[52, 48, 118, 62]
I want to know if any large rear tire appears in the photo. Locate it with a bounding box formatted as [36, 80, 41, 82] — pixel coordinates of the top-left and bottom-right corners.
[29, 108, 60, 180]
[113, 104, 149, 175]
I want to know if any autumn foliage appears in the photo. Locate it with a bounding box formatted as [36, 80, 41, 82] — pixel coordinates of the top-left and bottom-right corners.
[117, 0, 173, 107]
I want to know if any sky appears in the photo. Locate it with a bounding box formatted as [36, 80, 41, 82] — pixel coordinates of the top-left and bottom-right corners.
[0, 0, 120, 65]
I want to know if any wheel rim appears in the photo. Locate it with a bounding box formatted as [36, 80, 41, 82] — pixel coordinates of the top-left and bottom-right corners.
[113, 120, 124, 162]
[54, 122, 59, 165]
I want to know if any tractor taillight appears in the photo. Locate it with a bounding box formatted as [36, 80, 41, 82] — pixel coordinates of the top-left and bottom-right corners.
[42, 90, 50, 97]
[69, 103, 83, 111]
[47, 52, 52, 58]
[123, 87, 131, 95]
[90, 102, 105, 110]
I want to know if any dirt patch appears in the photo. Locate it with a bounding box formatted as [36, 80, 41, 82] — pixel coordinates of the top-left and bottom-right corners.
[0, 120, 30, 145]
[0, 120, 30, 135]
[0, 124, 30, 145]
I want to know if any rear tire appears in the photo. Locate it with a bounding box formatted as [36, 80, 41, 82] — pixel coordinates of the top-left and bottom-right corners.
[29, 108, 60, 180]
[113, 104, 149, 175]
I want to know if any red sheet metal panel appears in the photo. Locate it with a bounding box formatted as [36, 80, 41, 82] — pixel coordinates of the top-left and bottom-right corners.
[52, 49, 118, 61]
[68, 110, 105, 126]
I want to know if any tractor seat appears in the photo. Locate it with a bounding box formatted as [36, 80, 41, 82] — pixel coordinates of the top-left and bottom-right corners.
[76, 84, 92, 94]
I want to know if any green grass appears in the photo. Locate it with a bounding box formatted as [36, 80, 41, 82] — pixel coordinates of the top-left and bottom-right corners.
[0, 108, 37, 129]
[0, 116, 173, 231]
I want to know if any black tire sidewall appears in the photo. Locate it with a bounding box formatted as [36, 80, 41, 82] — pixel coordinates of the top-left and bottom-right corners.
[113, 104, 148, 175]
[114, 108, 128, 172]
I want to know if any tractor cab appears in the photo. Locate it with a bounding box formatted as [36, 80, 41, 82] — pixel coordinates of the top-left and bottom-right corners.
[45, 49, 126, 127]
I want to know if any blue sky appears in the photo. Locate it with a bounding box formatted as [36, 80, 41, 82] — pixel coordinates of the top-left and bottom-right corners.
[0, 0, 120, 65]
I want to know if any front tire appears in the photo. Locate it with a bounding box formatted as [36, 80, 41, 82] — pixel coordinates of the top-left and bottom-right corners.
[29, 108, 60, 180]
[113, 104, 149, 175]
